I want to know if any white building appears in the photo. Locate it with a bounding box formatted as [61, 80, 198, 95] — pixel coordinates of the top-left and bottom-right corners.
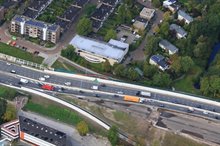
[178, 10, 193, 24]
[69, 35, 129, 65]
[139, 7, 155, 20]
[170, 24, 187, 39]
[159, 39, 179, 55]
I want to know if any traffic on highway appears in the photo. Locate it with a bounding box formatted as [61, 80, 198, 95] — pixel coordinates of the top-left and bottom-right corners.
[1, 60, 220, 121]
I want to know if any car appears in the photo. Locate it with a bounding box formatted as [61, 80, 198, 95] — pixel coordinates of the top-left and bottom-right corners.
[39, 77, 45, 81]
[95, 94, 100, 97]
[79, 90, 84, 94]
[113, 94, 119, 98]
[64, 82, 71, 86]
[43, 75, 50, 79]
[117, 91, 124, 94]
[159, 104, 165, 107]
[100, 84, 106, 87]
[203, 111, 208, 115]
[6, 62, 11, 65]
[58, 89, 63, 92]
[10, 70, 16, 74]
[91, 85, 99, 90]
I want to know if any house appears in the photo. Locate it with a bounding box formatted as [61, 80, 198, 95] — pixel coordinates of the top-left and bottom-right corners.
[170, 24, 187, 39]
[102, 0, 119, 7]
[163, 0, 176, 8]
[167, 3, 180, 13]
[159, 39, 179, 55]
[133, 17, 148, 32]
[178, 10, 193, 24]
[69, 35, 129, 65]
[149, 55, 169, 71]
[139, 7, 155, 20]
[10, 15, 61, 43]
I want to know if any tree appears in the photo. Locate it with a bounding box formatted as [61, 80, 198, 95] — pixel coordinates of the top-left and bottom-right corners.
[61, 45, 76, 60]
[108, 126, 119, 146]
[143, 63, 157, 78]
[153, 73, 172, 87]
[163, 11, 171, 22]
[76, 17, 92, 36]
[0, 99, 7, 124]
[127, 68, 139, 81]
[159, 22, 169, 37]
[123, 0, 133, 7]
[145, 36, 160, 55]
[76, 121, 89, 136]
[2, 104, 16, 122]
[113, 64, 126, 77]
[181, 56, 194, 73]
[117, 4, 132, 24]
[152, 0, 161, 8]
[104, 29, 117, 41]
[102, 61, 112, 73]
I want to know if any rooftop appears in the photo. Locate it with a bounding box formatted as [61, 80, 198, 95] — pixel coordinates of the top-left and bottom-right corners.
[19, 116, 67, 146]
[102, 0, 119, 7]
[72, 0, 89, 8]
[140, 7, 155, 20]
[178, 10, 193, 22]
[69, 35, 129, 61]
[91, 4, 112, 21]
[151, 54, 168, 69]
[159, 39, 179, 53]
[59, 6, 80, 22]
[170, 24, 187, 37]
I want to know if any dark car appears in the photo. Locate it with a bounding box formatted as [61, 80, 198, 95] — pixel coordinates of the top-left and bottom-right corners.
[10, 70, 16, 74]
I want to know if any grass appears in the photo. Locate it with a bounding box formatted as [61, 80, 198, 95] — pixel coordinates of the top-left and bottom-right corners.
[24, 101, 82, 126]
[52, 60, 79, 73]
[0, 42, 44, 64]
[162, 133, 207, 146]
[0, 86, 17, 101]
[173, 65, 202, 94]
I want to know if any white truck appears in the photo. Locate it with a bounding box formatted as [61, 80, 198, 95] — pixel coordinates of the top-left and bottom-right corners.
[137, 91, 151, 97]
[20, 78, 28, 84]
[91, 85, 99, 90]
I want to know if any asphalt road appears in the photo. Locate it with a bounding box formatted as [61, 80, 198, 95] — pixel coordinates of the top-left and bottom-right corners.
[1, 60, 220, 121]
[156, 111, 220, 145]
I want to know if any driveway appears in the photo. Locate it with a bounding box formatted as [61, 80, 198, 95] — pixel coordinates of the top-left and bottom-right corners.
[124, 0, 164, 64]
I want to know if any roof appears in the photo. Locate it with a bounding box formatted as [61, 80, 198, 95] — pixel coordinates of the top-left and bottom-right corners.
[170, 24, 187, 37]
[26, 19, 46, 28]
[136, 16, 148, 23]
[91, 4, 112, 21]
[69, 35, 128, 61]
[140, 7, 155, 20]
[163, 0, 176, 6]
[108, 39, 129, 51]
[19, 116, 66, 146]
[159, 39, 179, 53]
[102, 0, 118, 7]
[59, 6, 80, 22]
[150, 55, 168, 69]
[92, 19, 103, 29]
[72, 0, 89, 7]
[178, 10, 193, 22]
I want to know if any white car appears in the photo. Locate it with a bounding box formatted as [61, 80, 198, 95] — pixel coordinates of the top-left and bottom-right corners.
[10, 70, 16, 74]
[6, 62, 11, 65]
[64, 82, 71, 86]
[91, 85, 99, 90]
[39, 77, 45, 81]
[117, 91, 124, 94]
[43, 75, 50, 79]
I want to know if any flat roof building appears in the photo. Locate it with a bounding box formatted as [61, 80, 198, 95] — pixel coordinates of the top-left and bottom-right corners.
[69, 35, 129, 65]
[133, 17, 148, 32]
[140, 7, 155, 20]
[1, 119, 20, 141]
[19, 116, 67, 146]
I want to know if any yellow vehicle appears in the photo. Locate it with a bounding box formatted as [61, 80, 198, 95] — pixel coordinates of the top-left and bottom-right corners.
[123, 95, 140, 103]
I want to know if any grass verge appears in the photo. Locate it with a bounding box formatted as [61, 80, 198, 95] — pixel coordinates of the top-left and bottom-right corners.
[0, 42, 44, 64]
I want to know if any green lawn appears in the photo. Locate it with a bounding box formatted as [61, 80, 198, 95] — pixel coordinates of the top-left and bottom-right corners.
[0, 43, 44, 64]
[24, 101, 82, 126]
[52, 60, 80, 73]
[173, 65, 202, 94]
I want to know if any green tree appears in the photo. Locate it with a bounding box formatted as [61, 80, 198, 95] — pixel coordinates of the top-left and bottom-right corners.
[2, 104, 16, 122]
[76, 17, 92, 35]
[108, 126, 119, 146]
[117, 4, 132, 24]
[84, 4, 96, 17]
[160, 22, 169, 37]
[104, 29, 117, 41]
[0, 99, 7, 124]
[127, 68, 139, 81]
[102, 61, 112, 73]
[181, 56, 194, 73]
[113, 64, 126, 77]
[143, 63, 157, 78]
[76, 121, 89, 136]
[152, 0, 161, 8]
[163, 11, 171, 22]
[145, 36, 160, 55]
[153, 73, 172, 87]
[61, 45, 76, 60]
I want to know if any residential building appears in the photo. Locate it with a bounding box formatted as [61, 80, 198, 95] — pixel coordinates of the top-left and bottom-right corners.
[23, 0, 53, 19]
[139, 7, 155, 20]
[19, 116, 67, 146]
[178, 10, 193, 24]
[72, 0, 89, 8]
[170, 24, 187, 39]
[163, 0, 176, 8]
[10, 15, 61, 43]
[69, 35, 129, 65]
[167, 3, 180, 13]
[1, 119, 19, 141]
[149, 54, 169, 71]
[159, 39, 179, 55]
[133, 17, 148, 32]
[102, 0, 119, 7]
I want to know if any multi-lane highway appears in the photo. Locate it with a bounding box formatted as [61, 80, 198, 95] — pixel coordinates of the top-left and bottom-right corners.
[1, 60, 220, 121]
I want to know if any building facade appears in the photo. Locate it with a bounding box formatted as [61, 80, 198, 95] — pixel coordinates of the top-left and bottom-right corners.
[10, 15, 60, 44]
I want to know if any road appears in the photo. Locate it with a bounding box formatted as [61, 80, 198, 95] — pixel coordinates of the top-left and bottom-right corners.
[1, 60, 220, 122]
[156, 111, 220, 145]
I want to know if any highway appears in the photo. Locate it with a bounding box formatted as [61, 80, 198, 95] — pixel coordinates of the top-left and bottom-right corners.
[1, 60, 220, 121]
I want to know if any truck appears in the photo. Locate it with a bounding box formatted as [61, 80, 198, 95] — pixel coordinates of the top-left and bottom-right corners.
[136, 91, 151, 97]
[20, 78, 28, 84]
[187, 107, 194, 113]
[41, 84, 54, 91]
[123, 95, 140, 103]
[91, 85, 99, 90]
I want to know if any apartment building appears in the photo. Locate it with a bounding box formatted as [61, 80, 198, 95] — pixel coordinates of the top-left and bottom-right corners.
[10, 15, 60, 43]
